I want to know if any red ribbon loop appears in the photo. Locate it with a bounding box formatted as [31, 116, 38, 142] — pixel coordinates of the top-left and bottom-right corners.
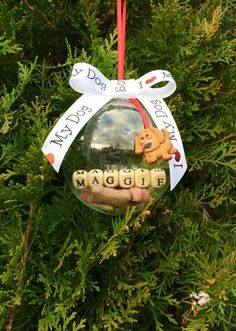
[117, 0, 150, 128]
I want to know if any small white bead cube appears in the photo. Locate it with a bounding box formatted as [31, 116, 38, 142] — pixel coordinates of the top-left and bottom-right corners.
[119, 169, 135, 188]
[103, 169, 119, 187]
[150, 169, 166, 188]
[134, 168, 150, 188]
[88, 169, 103, 186]
[72, 170, 88, 189]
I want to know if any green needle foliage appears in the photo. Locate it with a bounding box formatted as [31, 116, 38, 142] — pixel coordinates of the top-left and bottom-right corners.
[0, 0, 235, 330]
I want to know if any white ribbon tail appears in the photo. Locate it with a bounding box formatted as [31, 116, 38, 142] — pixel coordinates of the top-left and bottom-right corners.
[138, 96, 187, 190]
[41, 94, 112, 172]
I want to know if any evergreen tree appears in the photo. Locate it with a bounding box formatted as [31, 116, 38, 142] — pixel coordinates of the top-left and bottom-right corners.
[0, 0, 235, 330]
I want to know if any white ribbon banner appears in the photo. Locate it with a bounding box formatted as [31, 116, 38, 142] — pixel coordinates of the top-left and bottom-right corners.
[42, 62, 187, 190]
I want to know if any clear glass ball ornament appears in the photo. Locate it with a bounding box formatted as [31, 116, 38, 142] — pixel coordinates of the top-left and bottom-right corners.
[62, 99, 170, 214]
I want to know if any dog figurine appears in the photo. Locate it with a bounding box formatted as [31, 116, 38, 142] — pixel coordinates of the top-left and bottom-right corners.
[134, 127, 180, 164]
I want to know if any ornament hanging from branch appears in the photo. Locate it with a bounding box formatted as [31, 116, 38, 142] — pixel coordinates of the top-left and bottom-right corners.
[41, 0, 187, 215]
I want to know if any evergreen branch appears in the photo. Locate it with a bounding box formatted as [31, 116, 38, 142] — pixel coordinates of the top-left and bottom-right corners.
[5, 204, 36, 331]
[220, 24, 236, 38]
[22, 0, 56, 31]
[5, 306, 17, 331]
[22, 0, 64, 62]
[209, 133, 236, 146]
[54, 0, 64, 62]
[1, 59, 37, 114]
[43, 63, 70, 70]
[24, 204, 35, 248]
[205, 206, 236, 219]
[55, 0, 64, 27]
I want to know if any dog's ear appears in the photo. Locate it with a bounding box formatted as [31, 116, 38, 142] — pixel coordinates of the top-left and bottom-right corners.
[150, 127, 165, 144]
[134, 135, 143, 154]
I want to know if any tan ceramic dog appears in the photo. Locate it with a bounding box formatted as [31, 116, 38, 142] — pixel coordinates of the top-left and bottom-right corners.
[134, 127, 179, 164]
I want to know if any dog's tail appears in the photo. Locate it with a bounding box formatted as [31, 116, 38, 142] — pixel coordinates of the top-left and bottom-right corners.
[162, 129, 181, 161]
[170, 148, 181, 161]
[174, 150, 181, 162]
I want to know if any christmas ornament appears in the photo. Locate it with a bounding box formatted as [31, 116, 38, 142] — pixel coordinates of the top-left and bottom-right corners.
[61, 98, 169, 213]
[41, 0, 187, 214]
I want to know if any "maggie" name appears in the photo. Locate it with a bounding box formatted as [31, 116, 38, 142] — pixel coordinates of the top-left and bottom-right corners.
[72, 168, 166, 189]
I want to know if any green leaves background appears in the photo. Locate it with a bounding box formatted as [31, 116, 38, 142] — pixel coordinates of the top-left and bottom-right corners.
[0, 1, 235, 330]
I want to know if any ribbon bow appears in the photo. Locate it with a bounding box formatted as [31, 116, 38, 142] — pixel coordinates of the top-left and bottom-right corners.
[42, 63, 187, 190]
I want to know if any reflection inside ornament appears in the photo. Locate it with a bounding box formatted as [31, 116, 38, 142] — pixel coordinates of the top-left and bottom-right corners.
[89, 108, 140, 149]
[82, 102, 144, 170]
[62, 99, 169, 214]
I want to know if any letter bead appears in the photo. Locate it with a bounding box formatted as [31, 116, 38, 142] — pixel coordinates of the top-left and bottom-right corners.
[103, 170, 119, 187]
[150, 169, 166, 188]
[119, 169, 135, 188]
[72, 170, 88, 189]
[88, 169, 103, 186]
[134, 168, 150, 188]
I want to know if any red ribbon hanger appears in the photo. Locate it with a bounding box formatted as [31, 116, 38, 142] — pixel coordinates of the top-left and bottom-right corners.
[116, 0, 151, 128]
